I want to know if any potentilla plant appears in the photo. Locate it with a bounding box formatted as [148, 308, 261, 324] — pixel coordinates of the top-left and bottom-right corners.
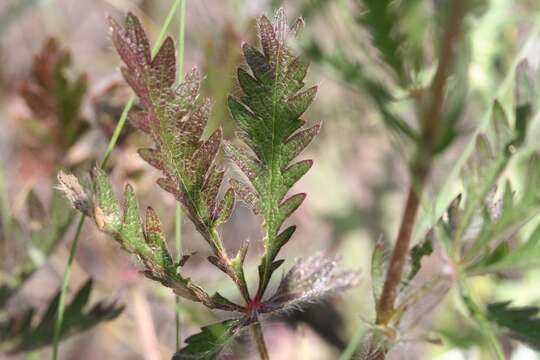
[58, 9, 359, 359]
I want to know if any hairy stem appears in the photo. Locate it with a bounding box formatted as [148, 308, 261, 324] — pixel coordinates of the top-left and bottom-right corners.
[375, 0, 465, 329]
[51, 2, 184, 358]
[251, 321, 270, 360]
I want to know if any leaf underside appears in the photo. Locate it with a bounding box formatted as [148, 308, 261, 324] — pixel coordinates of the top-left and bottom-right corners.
[110, 13, 234, 255]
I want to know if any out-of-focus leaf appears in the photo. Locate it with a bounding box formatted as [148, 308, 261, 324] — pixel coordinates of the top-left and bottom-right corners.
[20, 37, 89, 148]
[0, 190, 74, 307]
[370, 241, 385, 304]
[0, 279, 122, 353]
[487, 301, 540, 349]
[303, 38, 418, 142]
[406, 235, 433, 283]
[173, 319, 242, 360]
[354, 0, 406, 80]
[468, 223, 540, 273]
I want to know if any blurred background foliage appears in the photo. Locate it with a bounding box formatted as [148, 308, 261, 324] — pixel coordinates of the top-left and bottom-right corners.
[2, 0, 540, 359]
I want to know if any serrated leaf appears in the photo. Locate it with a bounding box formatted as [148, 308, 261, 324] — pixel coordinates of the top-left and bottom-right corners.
[144, 206, 173, 269]
[93, 168, 121, 231]
[173, 319, 241, 360]
[227, 8, 319, 298]
[491, 101, 512, 153]
[120, 184, 146, 253]
[110, 13, 230, 255]
[58, 170, 233, 310]
[214, 188, 235, 225]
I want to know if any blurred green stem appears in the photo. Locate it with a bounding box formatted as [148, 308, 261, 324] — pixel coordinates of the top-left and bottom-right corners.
[251, 321, 269, 360]
[458, 274, 505, 360]
[175, 1, 186, 350]
[52, 2, 184, 359]
[375, 0, 466, 347]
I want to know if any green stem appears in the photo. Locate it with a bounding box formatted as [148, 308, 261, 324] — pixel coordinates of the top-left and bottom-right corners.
[251, 321, 270, 360]
[175, 0, 186, 351]
[458, 275, 505, 360]
[52, 2, 183, 358]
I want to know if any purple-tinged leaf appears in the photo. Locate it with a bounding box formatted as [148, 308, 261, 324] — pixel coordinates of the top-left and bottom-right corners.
[214, 188, 235, 225]
[110, 13, 232, 258]
[150, 37, 176, 88]
[242, 43, 272, 83]
[225, 143, 262, 180]
[190, 129, 222, 187]
[58, 169, 235, 311]
[201, 167, 225, 215]
[230, 179, 260, 214]
[287, 85, 317, 118]
[282, 124, 320, 165]
[138, 148, 164, 170]
[128, 110, 151, 133]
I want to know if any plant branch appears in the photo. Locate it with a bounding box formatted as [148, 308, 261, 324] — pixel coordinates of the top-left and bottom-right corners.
[376, 163, 429, 324]
[51, 2, 184, 358]
[376, 0, 466, 326]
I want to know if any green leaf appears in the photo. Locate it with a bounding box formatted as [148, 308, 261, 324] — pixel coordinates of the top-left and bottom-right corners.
[370, 240, 385, 304]
[173, 319, 241, 360]
[354, 0, 405, 79]
[227, 8, 320, 298]
[487, 301, 540, 349]
[464, 152, 540, 264]
[0, 279, 122, 353]
[58, 170, 238, 311]
[468, 223, 540, 273]
[303, 38, 418, 141]
[0, 189, 74, 308]
[406, 236, 433, 283]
